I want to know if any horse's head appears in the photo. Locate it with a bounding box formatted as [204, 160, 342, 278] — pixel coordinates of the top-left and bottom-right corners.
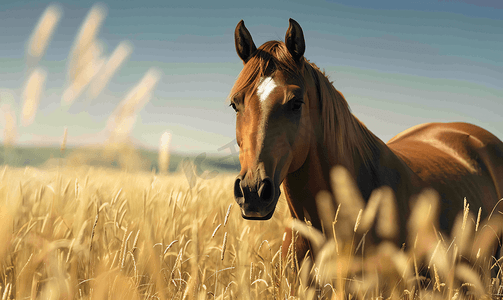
[230, 19, 319, 220]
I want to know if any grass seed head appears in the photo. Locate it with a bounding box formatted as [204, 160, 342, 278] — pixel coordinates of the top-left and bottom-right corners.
[27, 4, 62, 60]
[221, 232, 228, 260]
[88, 41, 132, 99]
[224, 203, 233, 227]
[158, 132, 171, 174]
[1, 103, 17, 146]
[22, 68, 47, 127]
[60, 127, 68, 154]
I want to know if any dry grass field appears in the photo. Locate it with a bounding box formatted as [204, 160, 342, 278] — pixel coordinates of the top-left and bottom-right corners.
[0, 163, 502, 299]
[1, 3, 503, 299]
[0, 165, 290, 299]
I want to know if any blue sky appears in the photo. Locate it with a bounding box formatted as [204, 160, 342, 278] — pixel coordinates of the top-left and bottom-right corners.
[0, 0, 501, 155]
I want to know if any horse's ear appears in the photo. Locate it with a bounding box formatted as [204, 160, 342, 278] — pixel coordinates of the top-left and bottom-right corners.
[235, 20, 257, 64]
[285, 18, 305, 62]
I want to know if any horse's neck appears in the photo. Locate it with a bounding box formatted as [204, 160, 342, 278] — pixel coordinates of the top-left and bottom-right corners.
[282, 143, 330, 229]
[342, 119, 426, 202]
[282, 115, 424, 229]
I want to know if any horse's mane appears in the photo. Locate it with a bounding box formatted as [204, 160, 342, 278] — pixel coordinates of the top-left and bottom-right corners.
[305, 61, 379, 168]
[229, 40, 379, 168]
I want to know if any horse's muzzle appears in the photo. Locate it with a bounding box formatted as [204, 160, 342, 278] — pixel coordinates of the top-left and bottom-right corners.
[234, 176, 279, 220]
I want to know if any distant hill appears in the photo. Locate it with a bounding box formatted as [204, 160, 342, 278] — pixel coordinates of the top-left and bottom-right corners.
[0, 144, 240, 174]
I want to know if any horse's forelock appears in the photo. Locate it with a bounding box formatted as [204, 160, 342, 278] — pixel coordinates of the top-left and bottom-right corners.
[228, 41, 301, 101]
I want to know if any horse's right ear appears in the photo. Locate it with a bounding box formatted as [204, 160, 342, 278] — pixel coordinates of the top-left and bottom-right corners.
[235, 20, 257, 64]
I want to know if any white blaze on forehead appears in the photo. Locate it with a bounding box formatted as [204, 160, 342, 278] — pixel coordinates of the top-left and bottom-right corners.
[256, 77, 277, 102]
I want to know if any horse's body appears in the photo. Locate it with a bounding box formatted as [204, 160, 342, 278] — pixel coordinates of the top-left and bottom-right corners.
[229, 19, 503, 260]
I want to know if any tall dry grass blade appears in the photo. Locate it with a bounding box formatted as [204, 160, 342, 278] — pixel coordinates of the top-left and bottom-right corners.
[455, 263, 485, 298]
[2, 283, 11, 300]
[433, 264, 444, 292]
[330, 165, 364, 218]
[212, 224, 222, 238]
[121, 229, 132, 270]
[475, 207, 481, 232]
[426, 239, 449, 279]
[1, 103, 17, 146]
[462, 198, 469, 231]
[314, 239, 337, 283]
[450, 211, 474, 258]
[76, 219, 90, 246]
[358, 187, 381, 234]
[221, 232, 228, 260]
[131, 230, 140, 253]
[67, 4, 106, 82]
[475, 215, 503, 261]
[60, 126, 68, 155]
[376, 186, 398, 239]
[21, 68, 47, 127]
[290, 219, 325, 252]
[16, 253, 34, 282]
[0, 206, 13, 260]
[111, 188, 122, 205]
[389, 244, 412, 281]
[164, 240, 179, 256]
[409, 188, 439, 235]
[299, 256, 312, 289]
[63, 4, 106, 105]
[316, 190, 335, 238]
[88, 41, 132, 99]
[90, 211, 99, 251]
[224, 203, 233, 227]
[158, 132, 171, 174]
[62, 40, 104, 105]
[354, 209, 363, 233]
[408, 188, 440, 259]
[107, 68, 161, 143]
[26, 4, 62, 62]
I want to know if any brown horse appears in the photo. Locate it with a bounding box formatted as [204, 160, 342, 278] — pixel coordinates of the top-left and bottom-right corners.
[229, 19, 503, 259]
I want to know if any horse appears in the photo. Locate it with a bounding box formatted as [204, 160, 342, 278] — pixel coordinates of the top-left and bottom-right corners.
[229, 18, 503, 262]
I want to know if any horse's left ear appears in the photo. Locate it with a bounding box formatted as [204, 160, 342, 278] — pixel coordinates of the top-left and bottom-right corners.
[285, 18, 305, 62]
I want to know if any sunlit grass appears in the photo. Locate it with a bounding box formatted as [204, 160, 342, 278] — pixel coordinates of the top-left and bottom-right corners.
[0, 166, 290, 299]
[0, 164, 502, 299]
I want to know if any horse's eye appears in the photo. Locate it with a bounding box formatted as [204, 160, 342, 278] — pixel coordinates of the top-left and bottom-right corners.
[230, 102, 238, 112]
[292, 100, 304, 111]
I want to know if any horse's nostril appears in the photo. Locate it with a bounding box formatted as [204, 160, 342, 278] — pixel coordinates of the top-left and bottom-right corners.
[258, 178, 274, 202]
[234, 177, 243, 198]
